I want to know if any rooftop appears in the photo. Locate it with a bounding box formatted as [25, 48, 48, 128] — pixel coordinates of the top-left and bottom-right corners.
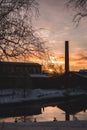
[0, 61, 41, 66]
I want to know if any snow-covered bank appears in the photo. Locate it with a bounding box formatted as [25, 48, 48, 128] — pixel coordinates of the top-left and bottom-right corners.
[0, 120, 87, 130]
[0, 89, 86, 104]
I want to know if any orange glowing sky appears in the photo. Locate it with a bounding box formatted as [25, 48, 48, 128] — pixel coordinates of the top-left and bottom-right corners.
[32, 0, 87, 71]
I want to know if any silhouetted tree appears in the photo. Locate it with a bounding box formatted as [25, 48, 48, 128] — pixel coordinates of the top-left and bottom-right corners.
[67, 0, 87, 25]
[0, 0, 45, 61]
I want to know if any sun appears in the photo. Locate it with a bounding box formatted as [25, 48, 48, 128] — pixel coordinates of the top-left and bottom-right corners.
[48, 68, 54, 73]
[49, 56, 64, 65]
[49, 56, 56, 64]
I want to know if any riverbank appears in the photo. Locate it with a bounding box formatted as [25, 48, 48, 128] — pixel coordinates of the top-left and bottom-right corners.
[0, 120, 87, 130]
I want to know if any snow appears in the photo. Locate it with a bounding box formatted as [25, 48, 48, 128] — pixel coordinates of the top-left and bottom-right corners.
[30, 74, 51, 78]
[74, 72, 87, 78]
[0, 89, 87, 129]
[29, 89, 64, 98]
[0, 89, 86, 104]
[0, 120, 87, 130]
[0, 89, 64, 104]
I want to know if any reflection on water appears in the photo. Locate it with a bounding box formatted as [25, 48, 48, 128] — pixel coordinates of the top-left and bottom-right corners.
[31, 106, 65, 122]
[71, 110, 87, 121]
[0, 93, 87, 122]
[0, 106, 87, 122]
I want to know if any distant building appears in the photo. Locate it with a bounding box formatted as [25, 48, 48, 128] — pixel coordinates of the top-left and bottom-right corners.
[79, 69, 87, 73]
[0, 61, 41, 88]
[0, 61, 41, 76]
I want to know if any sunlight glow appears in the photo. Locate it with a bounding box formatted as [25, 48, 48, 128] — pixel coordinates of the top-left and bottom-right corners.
[48, 68, 54, 73]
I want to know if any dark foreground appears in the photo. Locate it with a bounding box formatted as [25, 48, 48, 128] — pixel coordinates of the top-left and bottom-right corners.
[0, 120, 87, 130]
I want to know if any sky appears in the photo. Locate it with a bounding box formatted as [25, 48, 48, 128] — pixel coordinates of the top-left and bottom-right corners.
[32, 0, 87, 71]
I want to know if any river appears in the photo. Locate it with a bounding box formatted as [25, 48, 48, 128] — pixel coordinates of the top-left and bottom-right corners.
[0, 89, 87, 122]
[0, 105, 87, 122]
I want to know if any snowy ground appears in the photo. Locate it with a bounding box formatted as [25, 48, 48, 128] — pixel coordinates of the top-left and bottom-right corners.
[0, 89, 86, 104]
[0, 120, 87, 130]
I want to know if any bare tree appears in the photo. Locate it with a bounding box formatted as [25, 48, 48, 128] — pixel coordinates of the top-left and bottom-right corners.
[66, 0, 87, 25]
[0, 0, 45, 61]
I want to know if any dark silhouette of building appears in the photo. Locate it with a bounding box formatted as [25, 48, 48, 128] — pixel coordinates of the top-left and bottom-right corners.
[0, 61, 41, 88]
[0, 61, 41, 75]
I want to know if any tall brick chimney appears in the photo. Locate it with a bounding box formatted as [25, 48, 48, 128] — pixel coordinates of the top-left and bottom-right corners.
[65, 41, 69, 73]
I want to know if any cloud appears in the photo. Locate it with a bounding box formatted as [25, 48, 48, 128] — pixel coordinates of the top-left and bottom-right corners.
[69, 53, 87, 71]
[70, 53, 87, 62]
[76, 54, 87, 61]
[33, 0, 87, 71]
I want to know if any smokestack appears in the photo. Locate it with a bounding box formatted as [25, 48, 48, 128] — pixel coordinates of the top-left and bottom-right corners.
[65, 41, 69, 73]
